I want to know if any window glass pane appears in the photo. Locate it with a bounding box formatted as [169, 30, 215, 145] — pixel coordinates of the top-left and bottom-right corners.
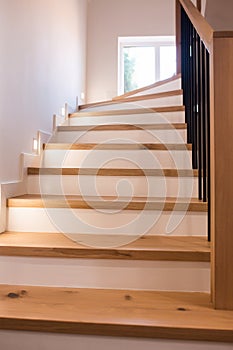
[159, 46, 176, 80]
[123, 46, 155, 93]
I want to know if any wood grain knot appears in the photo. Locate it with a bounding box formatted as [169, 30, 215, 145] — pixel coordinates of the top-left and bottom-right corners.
[125, 295, 132, 301]
[177, 307, 187, 311]
[7, 292, 19, 299]
[20, 290, 27, 295]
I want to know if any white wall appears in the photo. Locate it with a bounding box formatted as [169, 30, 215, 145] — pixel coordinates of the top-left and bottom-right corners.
[86, 0, 175, 103]
[205, 0, 233, 30]
[0, 0, 87, 182]
[201, 0, 207, 16]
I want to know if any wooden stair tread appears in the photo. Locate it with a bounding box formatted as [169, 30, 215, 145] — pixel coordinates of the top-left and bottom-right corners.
[113, 74, 182, 100]
[78, 89, 183, 110]
[58, 123, 187, 132]
[7, 194, 207, 212]
[0, 232, 210, 261]
[43, 143, 192, 151]
[0, 285, 232, 341]
[70, 106, 185, 117]
[27, 167, 198, 177]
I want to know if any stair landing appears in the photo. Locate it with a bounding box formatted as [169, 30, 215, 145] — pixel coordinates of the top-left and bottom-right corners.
[0, 285, 233, 342]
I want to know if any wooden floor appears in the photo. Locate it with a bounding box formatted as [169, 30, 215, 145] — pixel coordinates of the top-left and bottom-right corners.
[0, 232, 210, 261]
[0, 285, 232, 342]
[7, 194, 207, 211]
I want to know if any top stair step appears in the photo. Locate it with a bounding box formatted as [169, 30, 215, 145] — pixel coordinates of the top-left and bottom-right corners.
[113, 74, 182, 100]
[79, 89, 183, 110]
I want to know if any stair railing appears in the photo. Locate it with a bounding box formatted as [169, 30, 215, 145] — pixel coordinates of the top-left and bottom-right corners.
[176, 0, 233, 310]
[180, 3, 210, 241]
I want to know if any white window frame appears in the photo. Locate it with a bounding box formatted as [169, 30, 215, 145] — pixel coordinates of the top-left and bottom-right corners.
[118, 36, 176, 95]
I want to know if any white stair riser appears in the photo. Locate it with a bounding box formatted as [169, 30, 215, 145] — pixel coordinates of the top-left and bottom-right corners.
[51, 129, 187, 144]
[7, 208, 207, 237]
[66, 112, 185, 125]
[130, 78, 182, 97]
[0, 256, 210, 292]
[84, 95, 183, 112]
[41, 150, 192, 169]
[28, 175, 198, 198]
[0, 331, 232, 350]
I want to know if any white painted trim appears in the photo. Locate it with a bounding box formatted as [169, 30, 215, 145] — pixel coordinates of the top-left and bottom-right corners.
[117, 36, 176, 95]
[53, 114, 66, 131]
[202, 0, 207, 16]
[37, 130, 51, 155]
[0, 153, 40, 233]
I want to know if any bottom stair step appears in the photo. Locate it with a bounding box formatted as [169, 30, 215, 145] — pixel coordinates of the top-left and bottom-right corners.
[0, 233, 210, 292]
[0, 285, 233, 342]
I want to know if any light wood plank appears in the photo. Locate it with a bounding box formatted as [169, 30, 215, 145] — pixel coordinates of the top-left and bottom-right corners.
[211, 37, 233, 310]
[214, 31, 233, 38]
[70, 106, 185, 118]
[43, 143, 192, 151]
[178, 0, 214, 51]
[0, 285, 232, 341]
[27, 167, 198, 177]
[0, 232, 210, 262]
[58, 123, 187, 132]
[7, 194, 207, 212]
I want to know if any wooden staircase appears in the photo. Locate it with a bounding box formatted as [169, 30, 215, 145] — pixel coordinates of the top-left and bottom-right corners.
[1, 75, 233, 347]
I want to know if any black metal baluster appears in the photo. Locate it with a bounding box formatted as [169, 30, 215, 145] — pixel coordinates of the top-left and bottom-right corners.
[206, 51, 211, 241]
[197, 35, 203, 200]
[202, 42, 207, 203]
[180, 5, 211, 241]
[191, 28, 198, 169]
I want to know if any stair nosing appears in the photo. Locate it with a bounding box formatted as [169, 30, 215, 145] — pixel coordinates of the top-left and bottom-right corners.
[7, 195, 208, 212]
[27, 167, 198, 177]
[57, 123, 187, 132]
[0, 232, 210, 262]
[70, 105, 185, 118]
[43, 143, 192, 151]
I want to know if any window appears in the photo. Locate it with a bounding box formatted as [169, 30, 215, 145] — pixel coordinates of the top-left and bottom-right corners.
[118, 36, 176, 94]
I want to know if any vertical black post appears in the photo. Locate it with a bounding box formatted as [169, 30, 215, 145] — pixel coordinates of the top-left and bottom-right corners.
[197, 35, 203, 200]
[191, 28, 198, 169]
[202, 42, 207, 203]
[206, 51, 211, 242]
